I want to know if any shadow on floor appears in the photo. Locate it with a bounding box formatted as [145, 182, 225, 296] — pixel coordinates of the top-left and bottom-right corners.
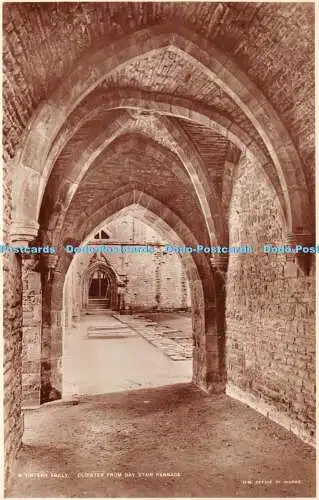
[6, 383, 316, 498]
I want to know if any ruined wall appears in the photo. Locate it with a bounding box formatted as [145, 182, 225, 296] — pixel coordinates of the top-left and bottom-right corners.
[98, 216, 190, 311]
[63, 272, 71, 328]
[226, 154, 315, 445]
[21, 258, 42, 406]
[3, 159, 24, 485]
[65, 215, 191, 314]
[63, 256, 88, 326]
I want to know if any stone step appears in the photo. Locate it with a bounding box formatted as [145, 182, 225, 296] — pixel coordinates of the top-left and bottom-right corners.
[86, 309, 112, 315]
[88, 324, 129, 331]
[88, 299, 109, 303]
[87, 327, 135, 338]
[87, 307, 109, 311]
[87, 301, 108, 303]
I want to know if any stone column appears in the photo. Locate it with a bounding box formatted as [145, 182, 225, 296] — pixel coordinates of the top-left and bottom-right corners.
[190, 278, 205, 388]
[191, 266, 225, 394]
[40, 254, 62, 403]
[208, 254, 228, 392]
[9, 221, 42, 406]
[21, 255, 42, 407]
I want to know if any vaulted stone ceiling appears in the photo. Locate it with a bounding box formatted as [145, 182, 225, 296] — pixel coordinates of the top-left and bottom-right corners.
[61, 133, 211, 245]
[4, 2, 314, 163]
[100, 48, 265, 152]
[3, 2, 315, 251]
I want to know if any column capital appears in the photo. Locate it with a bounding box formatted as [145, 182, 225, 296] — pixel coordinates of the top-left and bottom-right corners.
[285, 231, 315, 246]
[10, 218, 39, 246]
[285, 232, 315, 276]
[210, 254, 228, 273]
[42, 254, 59, 270]
[21, 252, 41, 271]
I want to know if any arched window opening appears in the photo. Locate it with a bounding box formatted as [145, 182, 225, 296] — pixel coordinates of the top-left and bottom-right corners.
[93, 229, 110, 240]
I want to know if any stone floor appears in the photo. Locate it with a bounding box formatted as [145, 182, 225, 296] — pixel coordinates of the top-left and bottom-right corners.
[137, 311, 193, 336]
[62, 313, 192, 398]
[7, 384, 316, 498]
[115, 311, 193, 360]
[7, 313, 316, 498]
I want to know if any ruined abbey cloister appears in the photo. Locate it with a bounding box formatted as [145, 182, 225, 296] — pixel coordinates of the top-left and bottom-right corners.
[2, 2, 316, 498]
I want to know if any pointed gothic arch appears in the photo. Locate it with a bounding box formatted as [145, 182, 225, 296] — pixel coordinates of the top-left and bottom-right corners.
[82, 258, 119, 311]
[10, 23, 313, 248]
[42, 190, 223, 402]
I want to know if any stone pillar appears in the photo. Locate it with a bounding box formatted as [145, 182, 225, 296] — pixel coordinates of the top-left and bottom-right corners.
[191, 269, 225, 394]
[9, 221, 42, 407]
[204, 298, 224, 390]
[63, 272, 72, 329]
[40, 254, 62, 403]
[191, 287, 205, 388]
[21, 255, 42, 407]
[206, 255, 228, 393]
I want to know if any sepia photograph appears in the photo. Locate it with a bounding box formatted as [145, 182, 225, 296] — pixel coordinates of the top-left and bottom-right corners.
[2, 1, 316, 498]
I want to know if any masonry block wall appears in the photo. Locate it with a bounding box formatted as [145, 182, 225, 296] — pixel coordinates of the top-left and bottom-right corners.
[226, 154, 316, 444]
[64, 215, 191, 316]
[2, 3, 315, 493]
[63, 257, 87, 325]
[63, 271, 76, 328]
[108, 216, 190, 311]
[3, 161, 24, 484]
[22, 260, 42, 405]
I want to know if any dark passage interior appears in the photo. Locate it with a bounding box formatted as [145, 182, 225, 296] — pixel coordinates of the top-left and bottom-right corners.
[89, 271, 109, 299]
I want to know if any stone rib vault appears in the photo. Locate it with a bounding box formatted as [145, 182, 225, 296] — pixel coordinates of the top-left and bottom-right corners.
[3, 2, 315, 496]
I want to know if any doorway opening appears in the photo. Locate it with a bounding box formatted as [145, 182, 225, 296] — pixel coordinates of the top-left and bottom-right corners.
[88, 269, 112, 309]
[61, 212, 200, 398]
[83, 260, 120, 314]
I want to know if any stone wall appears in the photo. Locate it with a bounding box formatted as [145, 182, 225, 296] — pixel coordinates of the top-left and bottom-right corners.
[21, 258, 42, 406]
[3, 159, 24, 486]
[109, 215, 190, 311]
[65, 215, 191, 316]
[63, 253, 90, 326]
[106, 250, 190, 313]
[3, 3, 315, 490]
[226, 154, 315, 445]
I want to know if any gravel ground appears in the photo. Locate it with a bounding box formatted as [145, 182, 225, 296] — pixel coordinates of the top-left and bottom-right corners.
[7, 383, 316, 498]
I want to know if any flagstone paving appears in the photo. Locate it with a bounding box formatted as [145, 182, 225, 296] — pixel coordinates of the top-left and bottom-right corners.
[114, 312, 193, 361]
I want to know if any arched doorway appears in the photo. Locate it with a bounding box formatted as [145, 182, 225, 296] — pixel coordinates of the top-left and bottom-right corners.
[89, 269, 110, 299]
[83, 261, 120, 312]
